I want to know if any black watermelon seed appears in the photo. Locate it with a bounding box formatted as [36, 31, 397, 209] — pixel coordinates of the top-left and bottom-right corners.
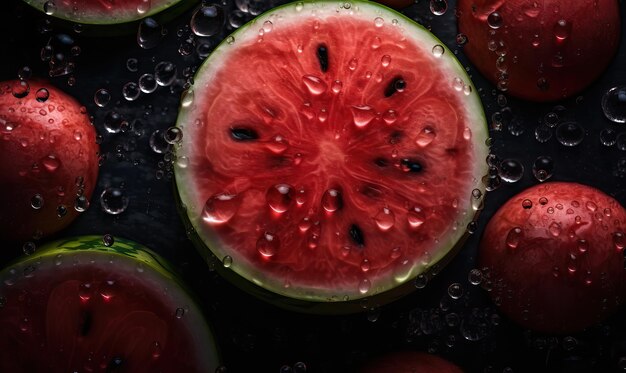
[349, 224, 365, 247]
[384, 76, 406, 97]
[230, 127, 258, 141]
[401, 158, 423, 173]
[317, 44, 329, 73]
[374, 158, 389, 167]
[106, 357, 124, 372]
[79, 310, 92, 336]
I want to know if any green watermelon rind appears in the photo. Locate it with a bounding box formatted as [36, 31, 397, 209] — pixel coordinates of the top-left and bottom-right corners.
[0, 235, 221, 370]
[21, 0, 194, 25]
[174, 0, 489, 309]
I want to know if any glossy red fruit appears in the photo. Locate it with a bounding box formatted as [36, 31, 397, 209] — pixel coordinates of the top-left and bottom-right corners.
[479, 182, 626, 333]
[457, 0, 621, 102]
[0, 80, 99, 242]
[360, 351, 463, 373]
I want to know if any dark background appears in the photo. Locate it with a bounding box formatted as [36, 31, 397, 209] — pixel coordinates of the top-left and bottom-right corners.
[2, 0, 626, 372]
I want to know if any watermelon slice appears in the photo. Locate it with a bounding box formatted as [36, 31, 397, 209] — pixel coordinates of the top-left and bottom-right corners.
[175, 0, 489, 310]
[0, 236, 219, 372]
[22, 0, 187, 24]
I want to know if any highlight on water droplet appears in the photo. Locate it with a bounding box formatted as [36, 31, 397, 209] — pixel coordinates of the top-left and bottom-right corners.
[266, 183, 294, 214]
[322, 188, 342, 213]
[374, 207, 395, 231]
[302, 74, 327, 95]
[432, 44, 444, 58]
[257, 231, 279, 258]
[351, 105, 375, 128]
[203, 193, 240, 224]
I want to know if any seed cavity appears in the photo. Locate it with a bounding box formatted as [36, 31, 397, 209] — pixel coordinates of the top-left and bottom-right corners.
[384, 76, 406, 97]
[317, 44, 328, 72]
[400, 158, 423, 173]
[230, 127, 258, 141]
[361, 183, 384, 199]
[349, 224, 365, 247]
[374, 158, 389, 167]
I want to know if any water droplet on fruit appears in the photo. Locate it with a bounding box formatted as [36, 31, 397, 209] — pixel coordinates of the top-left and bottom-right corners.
[351, 105, 375, 128]
[175, 307, 185, 319]
[79, 282, 92, 303]
[381, 55, 391, 67]
[137, 18, 164, 49]
[150, 130, 171, 153]
[532, 156, 554, 182]
[549, 222, 561, 236]
[556, 122, 584, 146]
[374, 17, 384, 27]
[164, 127, 183, 144]
[22, 241, 36, 255]
[414, 126, 436, 147]
[12, 80, 29, 98]
[429, 0, 447, 15]
[203, 193, 239, 224]
[301, 75, 327, 95]
[468, 269, 482, 285]
[102, 234, 114, 247]
[266, 184, 294, 214]
[586, 201, 597, 212]
[600, 128, 617, 146]
[358, 278, 371, 294]
[322, 189, 342, 213]
[487, 12, 503, 29]
[407, 207, 425, 228]
[94, 88, 111, 107]
[415, 274, 428, 289]
[29, 193, 45, 210]
[499, 159, 524, 183]
[257, 232, 279, 257]
[35, 88, 49, 102]
[602, 86, 626, 123]
[191, 4, 224, 37]
[56, 204, 67, 218]
[360, 258, 370, 272]
[431, 44, 444, 58]
[222, 255, 233, 268]
[181, 87, 194, 107]
[505, 227, 522, 249]
[43, 1, 56, 15]
[554, 19, 570, 42]
[139, 74, 158, 93]
[374, 207, 395, 231]
[154, 62, 177, 87]
[448, 283, 463, 299]
[614, 232, 625, 251]
[74, 195, 89, 212]
[100, 187, 129, 215]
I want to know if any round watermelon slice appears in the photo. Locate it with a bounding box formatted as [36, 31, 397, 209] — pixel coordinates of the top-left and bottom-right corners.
[22, 0, 187, 24]
[0, 236, 219, 372]
[175, 0, 489, 311]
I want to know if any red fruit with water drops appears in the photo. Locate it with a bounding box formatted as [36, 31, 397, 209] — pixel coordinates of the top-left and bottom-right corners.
[360, 351, 463, 373]
[479, 182, 626, 333]
[457, 0, 621, 101]
[0, 80, 99, 242]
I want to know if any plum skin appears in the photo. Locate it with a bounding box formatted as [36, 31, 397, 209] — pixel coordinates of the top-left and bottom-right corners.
[0, 80, 99, 242]
[479, 182, 626, 333]
[360, 351, 463, 373]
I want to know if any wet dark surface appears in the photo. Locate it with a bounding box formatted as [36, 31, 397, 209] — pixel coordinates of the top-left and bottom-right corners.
[2, 0, 626, 372]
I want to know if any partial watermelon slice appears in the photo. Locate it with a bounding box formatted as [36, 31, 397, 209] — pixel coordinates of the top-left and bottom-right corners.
[22, 0, 187, 24]
[175, 0, 489, 310]
[0, 236, 219, 372]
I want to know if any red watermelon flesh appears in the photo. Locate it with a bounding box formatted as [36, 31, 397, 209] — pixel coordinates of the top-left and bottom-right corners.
[0, 236, 219, 372]
[175, 1, 489, 305]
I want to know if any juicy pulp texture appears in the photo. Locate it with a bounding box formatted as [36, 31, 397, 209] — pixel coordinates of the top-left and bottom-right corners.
[0, 236, 218, 372]
[176, 1, 488, 304]
[23, 0, 182, 24]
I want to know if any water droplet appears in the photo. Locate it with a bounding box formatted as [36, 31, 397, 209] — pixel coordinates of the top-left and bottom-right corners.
[139, 74, 158, 93]
[414, 126, 436, 147]
[203, 193, 240, 224]
[154, 62, 177, 87]
[534, 124, 553, 143]
[380, 55, 391, 67]
[43, 1, 56, 15]
[617, 133, 626, 151]
[548, 222, 561, 236]
[100, 187, 129, 215]
[522, 199, 533, 209]
[487, 12, 503, 29]
[468, 269, 482, 285]
[164, 127, 183, 144]
[266, 184, 294, 213]
[556, 122, 584, 146]
[360, 258, 371, 272]
[499, 159, 524, 183]
[30, 194, 44, 209]
[103, 111, 123, 134]
[102, 234, 114, 247]
[74, 195, 89, 212]
[122, 82, 140, 101]
[42, 155, 60, 172]
[257, 231, 279, 257]
[532, 156, 554, 182]
[602, 86, 626, 123]
[506, 227, 522, 249]
[351, 105, 375, 128]
[614, 232, 625, 251]
[149, 130, 171, 154]
[137, 18, 164, 49]
[181, 88, 194, 107]
[35, 88, 49, 102]
[456, 33, 468, 45]
[586, 201, 597, 212]
[448, 283, 463, 299]
[302, 75, 327, 95]
[358, 278, 371, 294]
[94, 88, 111, 107]
[322, 189, 342, 213]
[136, 0, 151, 14]
[22, 241, 36, 255]
[431, 44, 444, 58]
[600, 128, 618, 146]
[374, 17, 384, 27]
[222, 255, 233, 268]
[190, 5, 225, 37]
[374, 207, 395, 231]
[415, 274, 428, 288]
[175, 307, 185, 319]
[408, 207, 425, 228]
[429, 0, 447, 15]
[554, 19, 570, 42]
[12, 80, 29, 98]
